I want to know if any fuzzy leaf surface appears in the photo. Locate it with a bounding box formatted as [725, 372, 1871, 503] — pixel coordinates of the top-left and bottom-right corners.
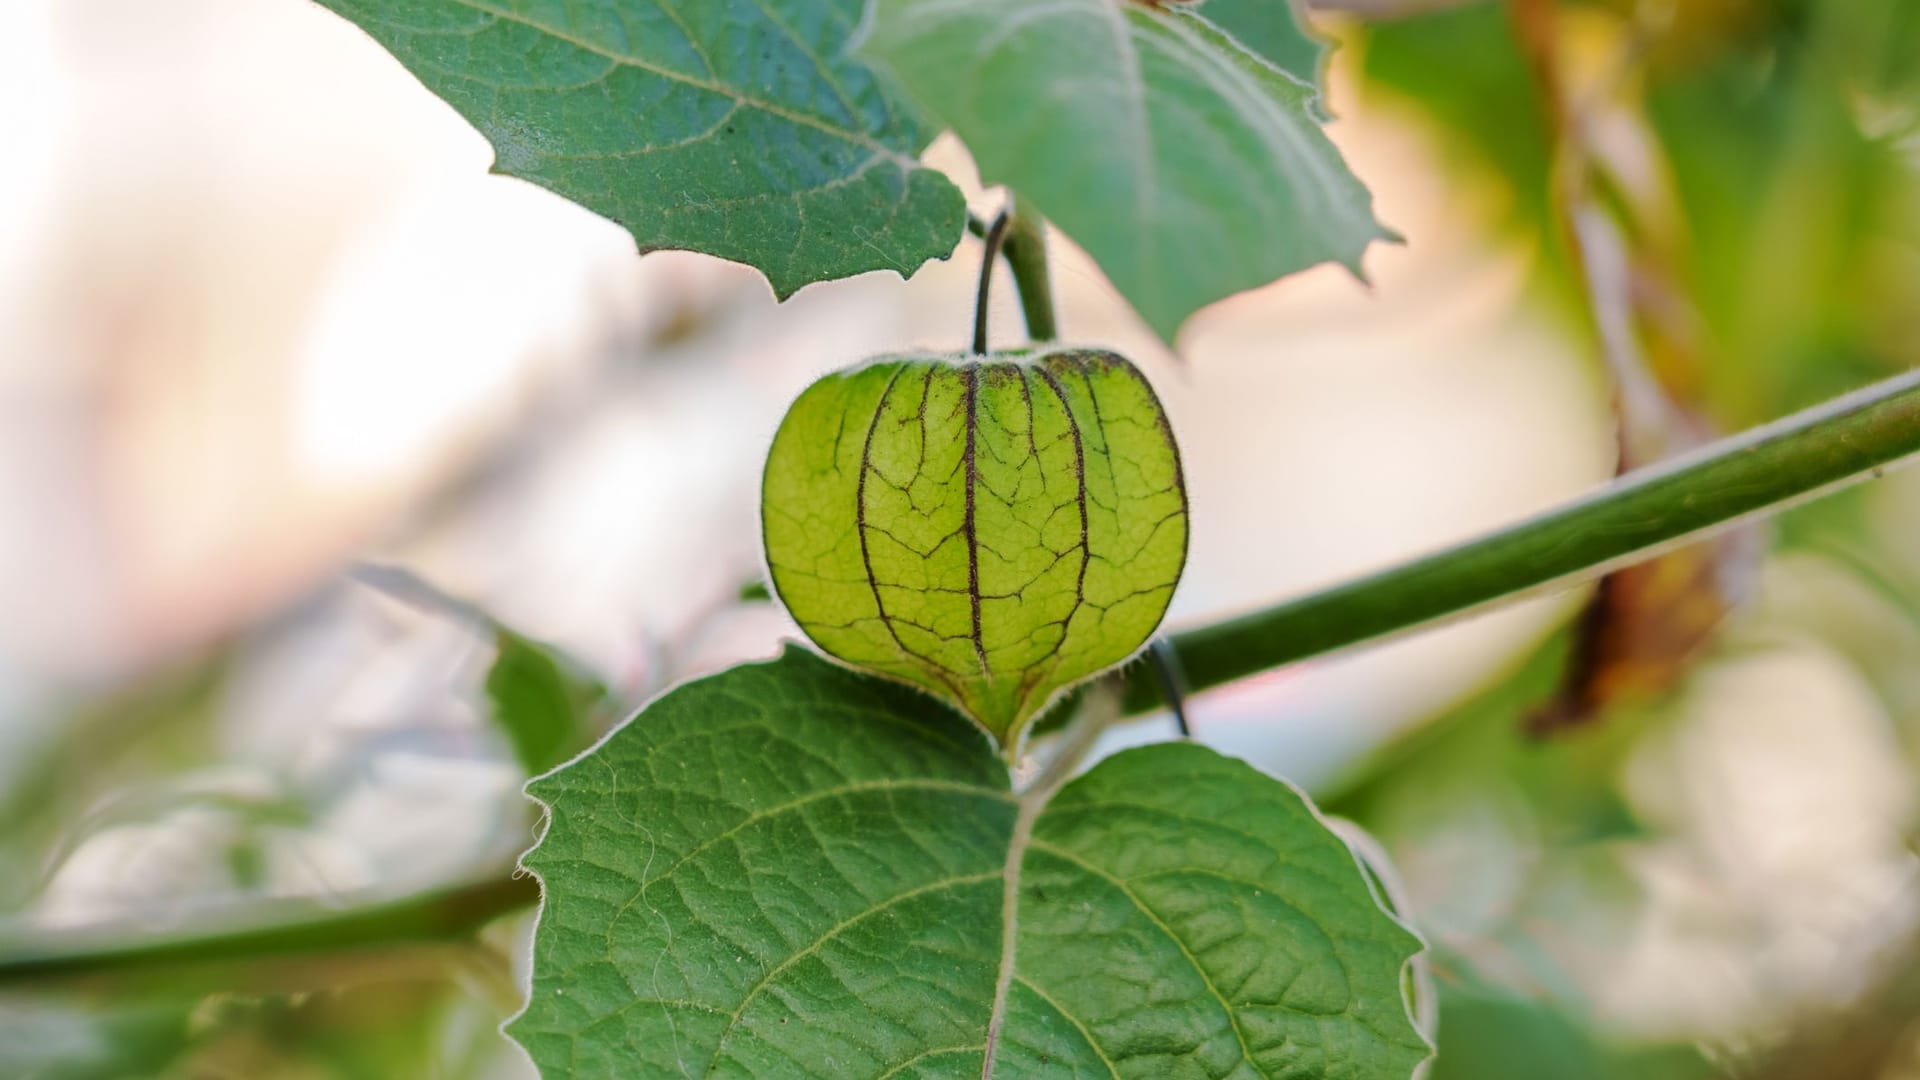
[1199, 0, 1325, 86]
[510, 647, 1428, 1078]
[316, 0, 966, 294]
[861, 0, 1388, 341]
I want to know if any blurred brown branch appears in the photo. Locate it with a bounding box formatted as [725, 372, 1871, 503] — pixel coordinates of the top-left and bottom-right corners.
[1507, 0, 1757, 736]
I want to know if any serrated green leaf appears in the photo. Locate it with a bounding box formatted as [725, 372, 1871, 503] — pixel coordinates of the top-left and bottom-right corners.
[486, 628, 609, 776]
[510, 647, 1428, 1078]
[761, 348, 1188, 752]
[1198, 0, 1326, 87]
[860, 0, 1390, 342]
[314, 0, 967, 295]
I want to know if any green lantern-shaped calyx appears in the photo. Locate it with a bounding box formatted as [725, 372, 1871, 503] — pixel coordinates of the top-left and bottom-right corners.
[762, 347, 1188, 751]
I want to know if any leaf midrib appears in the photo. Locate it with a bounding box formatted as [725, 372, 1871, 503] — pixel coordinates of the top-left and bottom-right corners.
[979, 776, 1042, 1077]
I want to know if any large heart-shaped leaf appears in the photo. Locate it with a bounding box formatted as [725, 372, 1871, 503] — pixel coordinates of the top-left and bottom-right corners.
[510, 646, 1428, 1077]
[860, 0, 1391, 343]
[316, 0, 967, 295]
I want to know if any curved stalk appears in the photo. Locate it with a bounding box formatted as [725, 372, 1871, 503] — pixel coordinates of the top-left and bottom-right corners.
[971, 209, 1014, 353]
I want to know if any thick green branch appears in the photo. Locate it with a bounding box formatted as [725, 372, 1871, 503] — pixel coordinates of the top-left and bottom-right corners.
[1125, 366, 1920, 714]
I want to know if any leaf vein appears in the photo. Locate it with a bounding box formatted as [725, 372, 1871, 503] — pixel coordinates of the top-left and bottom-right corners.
[1027, 838, 1260, 1068]
[1006, 976, 1121, 1078]
[703, 869, 1003, 1077]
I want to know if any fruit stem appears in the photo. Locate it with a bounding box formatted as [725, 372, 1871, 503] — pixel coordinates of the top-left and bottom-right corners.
[972, 208, 1014, 354]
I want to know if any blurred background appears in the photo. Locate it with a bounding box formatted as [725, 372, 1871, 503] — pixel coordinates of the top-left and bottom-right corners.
[2, 0, 1918, 1075]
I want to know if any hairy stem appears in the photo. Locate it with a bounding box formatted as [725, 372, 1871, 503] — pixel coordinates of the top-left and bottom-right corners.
[1002, 196, 1058, 343]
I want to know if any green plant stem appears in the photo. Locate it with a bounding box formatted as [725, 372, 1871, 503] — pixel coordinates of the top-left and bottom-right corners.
[0, 871, 538, 992]
[1123, 365, 1920, 715]
[1002, 196, 1057, 342]
[972, 209, 1014, 354]
[9, 366, 1920, 990]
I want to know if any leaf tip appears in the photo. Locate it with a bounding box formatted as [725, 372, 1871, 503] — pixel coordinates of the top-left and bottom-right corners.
[1338, 227, 1397, 288]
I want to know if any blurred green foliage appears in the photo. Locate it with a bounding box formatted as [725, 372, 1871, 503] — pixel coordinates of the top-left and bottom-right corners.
[485, 628, 608, 776]
[1427, 973, 1713, 1080]
[1362, 0, 1920, 422]
[1349, 1, 1920, 1073]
